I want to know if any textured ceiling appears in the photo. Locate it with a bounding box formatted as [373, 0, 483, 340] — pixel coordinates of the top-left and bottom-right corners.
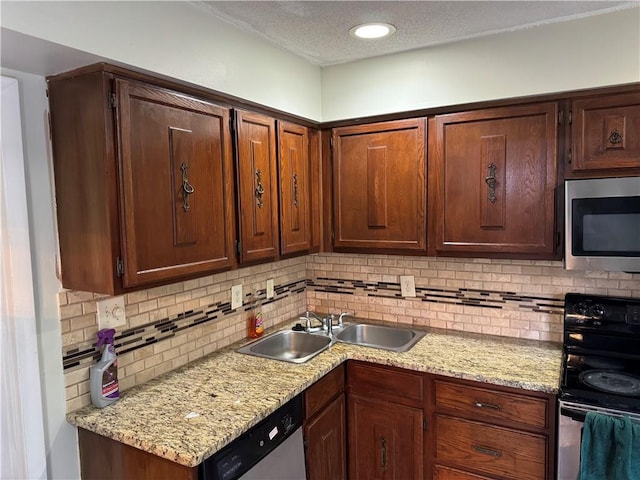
[193, 1, 638, 66]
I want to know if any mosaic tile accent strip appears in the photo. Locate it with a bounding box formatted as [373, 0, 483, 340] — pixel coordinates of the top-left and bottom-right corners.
[62, 279, 307, 371]
[307, 277, 565, 315]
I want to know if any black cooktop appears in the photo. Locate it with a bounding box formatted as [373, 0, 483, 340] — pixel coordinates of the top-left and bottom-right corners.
[560, 293, 640, 413]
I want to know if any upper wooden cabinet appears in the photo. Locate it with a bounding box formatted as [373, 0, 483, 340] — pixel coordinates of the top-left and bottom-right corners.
[278, 121, 312, 256]
[428, 103, 560, 259]
[48, 69, 236, 294]
[235, 112, 315, 263]
[332, 119, 427, 254]
[234, 110, 279, 264]
[568, 90, 640, 177]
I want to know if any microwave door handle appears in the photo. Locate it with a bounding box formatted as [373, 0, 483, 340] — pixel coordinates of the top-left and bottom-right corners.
[560, 406, 587, 422]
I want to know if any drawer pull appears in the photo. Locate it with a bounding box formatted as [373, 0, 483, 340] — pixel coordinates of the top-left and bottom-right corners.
[474, 401, 500, 411]
[484, 162, 497, 203]
[380, 435, 387, 472]
[293, 172, 299, 208]
[180, 163, 195, 212]
[255, 169, 265, 209]
[473, 445, 502, 458]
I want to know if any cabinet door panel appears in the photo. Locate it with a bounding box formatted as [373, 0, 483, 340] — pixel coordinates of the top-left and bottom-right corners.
[429, 103, 558, 257]
[333, 119, 427, 253]
[235, 110, 279, 263]
[348, 395, 423, 480]
[571, 91, 640, 174]
[117, 80, 235, 287]
[278, 121, 311, 255]
[305, 395, 346, 480]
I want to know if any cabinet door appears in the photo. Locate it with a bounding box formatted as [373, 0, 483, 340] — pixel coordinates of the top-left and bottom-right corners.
[116, 79, 235, 288]
[235, 110, 279, 263]
[79, 428, 197, 480]
[304, 395, 346, 480]
[570, 91, 640, 175]
[429, 103, 558, 258]
[348, 395, 423, 480]
[278, 121, 311, 256]
[333, 119, 427, 253]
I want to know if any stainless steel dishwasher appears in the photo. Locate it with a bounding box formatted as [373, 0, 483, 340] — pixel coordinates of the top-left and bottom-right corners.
[198, 394, 306, 480]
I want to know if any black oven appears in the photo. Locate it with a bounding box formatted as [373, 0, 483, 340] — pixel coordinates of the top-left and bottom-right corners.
[557, 293, 640, 480]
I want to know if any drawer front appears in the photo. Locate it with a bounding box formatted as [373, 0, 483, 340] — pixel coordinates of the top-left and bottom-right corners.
[436, 416, 547, 480]
[435, 380, 548, 430]
[305, 364, 345, 418]
[434, 464, 495, 480]
[347, 361, 423, 407]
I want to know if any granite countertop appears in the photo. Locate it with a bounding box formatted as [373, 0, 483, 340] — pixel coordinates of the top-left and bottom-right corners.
[67, 323, 562, 468]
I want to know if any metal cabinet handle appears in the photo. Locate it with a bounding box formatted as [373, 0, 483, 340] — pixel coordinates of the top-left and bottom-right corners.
[474, 401, 501, 411]
[181, 163, 195, 211]
[474, 445, 502, 457]
[608, 129, 623, 145]
[484, 162, 497, 203]
[380, 435, 387, 472]
[293, 172, 299, 208]
[255, 169, 265, 208]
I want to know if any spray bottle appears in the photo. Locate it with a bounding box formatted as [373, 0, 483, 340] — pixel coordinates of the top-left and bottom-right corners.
[90, 328, 119, 408]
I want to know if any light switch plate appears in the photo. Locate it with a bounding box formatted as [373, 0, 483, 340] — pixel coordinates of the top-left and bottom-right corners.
[266, 279, 275, 299]
[231, 284, 243, 310]
[97, 296, 126, 330]
[400, 275, 416, 298]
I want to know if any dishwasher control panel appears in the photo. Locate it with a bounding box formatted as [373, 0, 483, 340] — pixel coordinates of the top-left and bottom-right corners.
[199, 394, 303, 480]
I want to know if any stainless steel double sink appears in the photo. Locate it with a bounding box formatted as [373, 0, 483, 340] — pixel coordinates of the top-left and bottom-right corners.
[236, 320, 426, 364]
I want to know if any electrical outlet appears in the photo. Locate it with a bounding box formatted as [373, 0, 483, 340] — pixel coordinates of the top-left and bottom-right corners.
[266, 279, 275, 299]
[231, 284, 243, 310]
[400, 275, 416, 298]
[97, 296, 126, 330]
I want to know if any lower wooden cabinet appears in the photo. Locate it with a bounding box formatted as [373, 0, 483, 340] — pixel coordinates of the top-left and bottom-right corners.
[304, 364, 346, 480]
[434, 465, 496, 480]
[430, 376, 556, 480]
[435, 416, 547, 480]
[78, 428, 197, 480]
[304, 395, 346, 480]
[346, 361, 425, 480]
[348, 395, 424, 479]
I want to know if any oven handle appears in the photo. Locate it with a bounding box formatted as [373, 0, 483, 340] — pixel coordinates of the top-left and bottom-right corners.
[560, 406, 587, 422]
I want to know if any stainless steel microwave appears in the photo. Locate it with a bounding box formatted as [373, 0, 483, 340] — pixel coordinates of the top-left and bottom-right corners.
[565, 177, 640, 272]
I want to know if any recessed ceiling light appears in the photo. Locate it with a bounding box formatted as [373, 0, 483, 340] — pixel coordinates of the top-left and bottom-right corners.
[349, 23, 396, 39]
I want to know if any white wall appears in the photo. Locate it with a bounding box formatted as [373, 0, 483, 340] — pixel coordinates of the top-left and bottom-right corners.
[1, 67, 80, 480]
[1, 1, 322, 121]
[321, 8, 640, 121]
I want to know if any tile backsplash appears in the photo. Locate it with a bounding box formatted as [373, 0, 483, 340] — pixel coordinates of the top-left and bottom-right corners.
[60, 253, 640, 412]
[60, 257, 307, 412]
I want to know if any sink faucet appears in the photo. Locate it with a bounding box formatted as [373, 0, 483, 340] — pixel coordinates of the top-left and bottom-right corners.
[300, 312, 324, 332]
[338, 312, 352, 328]
[325, 314, 334, 337]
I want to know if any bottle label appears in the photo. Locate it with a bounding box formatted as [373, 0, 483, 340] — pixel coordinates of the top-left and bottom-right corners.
[255, 311, 264, 335]
[102, 360, 119, 399]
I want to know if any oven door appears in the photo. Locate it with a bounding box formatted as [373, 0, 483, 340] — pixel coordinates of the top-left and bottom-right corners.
[557, 400, 640, 480]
